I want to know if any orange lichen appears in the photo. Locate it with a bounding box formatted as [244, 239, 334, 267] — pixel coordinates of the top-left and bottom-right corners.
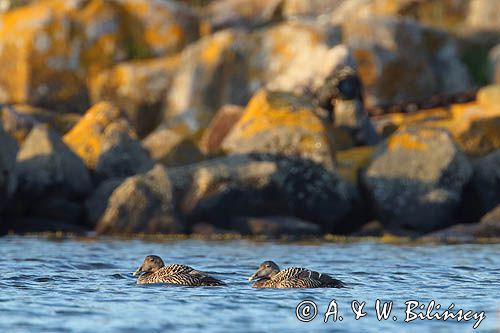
[233, 90, 325, 139]
[63, 101, 129, 168]
[387, 131, 429, 151]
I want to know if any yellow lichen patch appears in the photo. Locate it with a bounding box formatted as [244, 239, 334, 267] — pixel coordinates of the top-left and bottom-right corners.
[233, 90, 324, 139]
[63, 102, 130, 168]
[200, 33, 234, 65]
[387, 131, 429, 151]
[476, 84, 500, 110]
[336, 146, 376, 184]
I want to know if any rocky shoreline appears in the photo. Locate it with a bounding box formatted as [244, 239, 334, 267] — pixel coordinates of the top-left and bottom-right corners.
[0, 0, 499, 242]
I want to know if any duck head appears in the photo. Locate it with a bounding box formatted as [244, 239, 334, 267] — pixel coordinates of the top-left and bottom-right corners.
[248, 261, 280, 281]
[133, 255, 165, 276]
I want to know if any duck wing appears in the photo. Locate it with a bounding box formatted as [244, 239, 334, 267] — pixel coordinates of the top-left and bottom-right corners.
[161, 264, 197, 276]
[297, 269, 345, 288]
[161, 273, 226, 286]
[271, 267, 310, 283]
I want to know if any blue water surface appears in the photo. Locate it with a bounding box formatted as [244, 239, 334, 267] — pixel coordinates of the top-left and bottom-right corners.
[0, 236, 499, 332]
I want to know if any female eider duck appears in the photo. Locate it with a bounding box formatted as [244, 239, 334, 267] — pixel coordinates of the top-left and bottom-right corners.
[248, 261, 345, 288]
[133, 255, 225, 286]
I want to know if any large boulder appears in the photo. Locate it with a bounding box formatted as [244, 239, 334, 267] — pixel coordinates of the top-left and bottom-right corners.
[96, 164, 184, 234]
[470, 149, 500, 214]
[0, 121, 18, 211]
[84, 178, 124, 227]
[0, 0, 198, 113]
[221, 90, 338, 169]
[175, 154, 358, 233]
[63, 102, 154, 181]
[363, 126, 473, 232]
[205, 0, 283, 31]
[142, 127, 204, 167]
[117, 0, 200, 57]
[200, 104, 243, 155]
[89, 55, 180, 137]
[343, 14, 471, 109]
[231, 216, 322, 238]
[16, 124, 92, 198]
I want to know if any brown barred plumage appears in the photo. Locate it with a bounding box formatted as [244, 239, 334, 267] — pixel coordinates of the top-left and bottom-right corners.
[133, 255, 225, 286]
[249, 261, 344, 289]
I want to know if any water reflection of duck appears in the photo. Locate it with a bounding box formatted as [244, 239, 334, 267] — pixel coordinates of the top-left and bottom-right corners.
[248, 261, 345, 288]
[133, 255, 225, 286]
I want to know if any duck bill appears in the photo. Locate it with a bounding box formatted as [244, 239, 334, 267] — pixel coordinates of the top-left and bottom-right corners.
[248, 270, 261, 281]
[132, 265, 143, 276]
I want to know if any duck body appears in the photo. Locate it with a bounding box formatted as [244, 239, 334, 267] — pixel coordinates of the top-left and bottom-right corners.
[133, 255, 225, 287]
[249, 261, 344, 289]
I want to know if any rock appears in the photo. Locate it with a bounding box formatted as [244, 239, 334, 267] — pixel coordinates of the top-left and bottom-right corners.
[176, 154, 358, 232]
[142, 128, 204, 167]
[490, 44, 500, 84]
[164, 21, 348, 138]
[466, 0, 500, 30]
[0, 121, 18, 210]
[89, 55, 180, 137]
[63, 102, 154, 180]
[343, 15, 471, 109]
[1, 104, 80, 142]
[231, 216, 322, 237]
[363, 126, 473, 232]
[370, 86, 500, 157]
[0, 0, 134, 112]
[282, 0, 344, 18]
[221, 90, 338, 169]
[470, 150, 500, 214]
[96, 164, 183, 234]
[117, 0, 200, 57]
[336, 146, 376, 184]
[3, 217, 87, 234]
[84, 178, 124, 227]
[191, 222, 235, 236]
[200, 105, 244, 155]
[95, 123, 155, 181]
[16, 124, 92, 198]
[423, 204, 500, 242]
[164, 29, 251, 136]
[30, 194, 84, 224]
[205, 0, 283, 31]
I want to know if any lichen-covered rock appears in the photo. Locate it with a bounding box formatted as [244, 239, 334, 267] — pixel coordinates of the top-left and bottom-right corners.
[343, 15, 470, 109]
[117, 0, 200, 56]
[363, 126, 473, 232]
[164, 29, 250, 136]
[231, 216, 322, 237]
[282, 0, 344, 18]
[466, 0, 500, 30]
[63, 102, 154, 180]
[84, 178, 124, 227]
[89, 55, 180, 137]
[205, 0, 283, 31]
[0, 121, 18, 211]
[142, 127, 204, 167]
[336, 146, 376, 184]
[176, 154, 358, 232]
[222, 90, 338, 169]
[1, 104, 80, 142]
[16, 124, 92, 198]
[96, 164, 183, 234]
[200, 104, 243, 155]
[470, 150, 500, 214]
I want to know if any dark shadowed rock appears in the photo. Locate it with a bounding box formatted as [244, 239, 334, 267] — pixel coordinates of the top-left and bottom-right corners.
[96, 164, 183, 234]
[470, 149, 500, 214]
[363, 126, 472, 232]
[84, 178, 124, 227]
[176, 154, 358, 232]
[95, 123, 155, 181]
[231, 216, 322, 237]
[3, 217, 87, 234]
[0, 121, 18, 211]
[17, 124, 92, 198]
[30, 195, 84, 224]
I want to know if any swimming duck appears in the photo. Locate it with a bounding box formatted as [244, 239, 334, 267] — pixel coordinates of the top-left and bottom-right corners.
[133, 255, 225, 286]
[248, 261, 345, 288]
